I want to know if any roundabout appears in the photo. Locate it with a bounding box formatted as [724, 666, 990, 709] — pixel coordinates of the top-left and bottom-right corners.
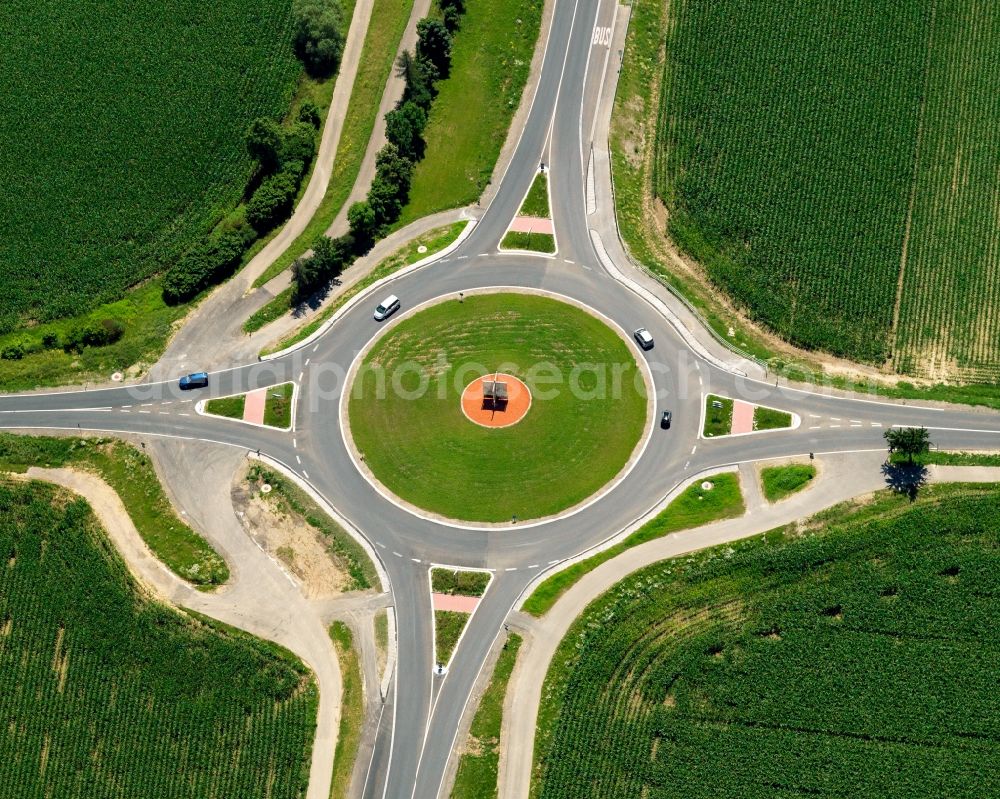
[345, 292, 650, 524]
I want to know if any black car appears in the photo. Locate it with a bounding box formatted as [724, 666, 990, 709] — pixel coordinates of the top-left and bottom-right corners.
[660, 410, 672, 429]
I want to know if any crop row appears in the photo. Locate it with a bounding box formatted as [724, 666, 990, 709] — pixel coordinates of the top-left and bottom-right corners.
[532, 485, 1000, 798]
[0, 478, 316, 798]
[0, 0, 301, 330]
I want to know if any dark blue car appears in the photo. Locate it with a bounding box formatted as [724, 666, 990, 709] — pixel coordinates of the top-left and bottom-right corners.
[179, 372, 209, 390]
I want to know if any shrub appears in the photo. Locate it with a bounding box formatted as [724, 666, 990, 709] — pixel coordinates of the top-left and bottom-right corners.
[244, 117, 283, 171]
[292, 0, 345, 77]
[279, 121, 317, 173]
[297, 101, 321, 128]
[162, 229, 250, 304]
[246, 171, 299, 232]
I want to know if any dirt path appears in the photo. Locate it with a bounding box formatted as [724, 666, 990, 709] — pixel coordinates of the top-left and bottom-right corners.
[26, 449, 345, 799]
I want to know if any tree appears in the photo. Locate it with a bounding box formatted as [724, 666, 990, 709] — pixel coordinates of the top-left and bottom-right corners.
[374, 143, 414, 195]
[384, 101, 427, 162]
[416, 18, 452, 77]
[292, 0, 345, 77]
[244, 118, 283, 171]
[278, 120, 317, 176]
[347, 201, 377, 252]
[291, 234, 355, 300]
[368, 175, 403, 227]
[884, 427, 930, 463]
[396, 50, 437, 109]
[438, 0, 464, 31]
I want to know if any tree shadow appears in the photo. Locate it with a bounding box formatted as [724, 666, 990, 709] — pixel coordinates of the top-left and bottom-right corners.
[881, 460, 928, 501]
[291, 277, 341, 318]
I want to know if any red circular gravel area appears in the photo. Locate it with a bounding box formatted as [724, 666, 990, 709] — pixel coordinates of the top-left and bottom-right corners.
[460, 374, 532, 428]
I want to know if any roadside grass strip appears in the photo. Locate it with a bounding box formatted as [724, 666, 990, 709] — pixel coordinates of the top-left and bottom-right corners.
[501, 171, 556, 254]
[329, 622, 364, 799]
[523, 472, 745, 616]
[532, 483, 1000, 798]
[0, 433, 228, 586]
[891, 450, 1000, 467]
[0, 478, 316, 799]
[759, 462, 816, 503]
[252, 0, 417, 288]
[398, 0, 543, 223]
[261, 221, 469, 356]
[702, 393, 796, 437]
[248, 464, 378, 591]
[450, 633, 523, 799]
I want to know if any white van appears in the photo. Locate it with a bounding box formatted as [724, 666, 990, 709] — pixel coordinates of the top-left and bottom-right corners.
[374, 295, 400, 321]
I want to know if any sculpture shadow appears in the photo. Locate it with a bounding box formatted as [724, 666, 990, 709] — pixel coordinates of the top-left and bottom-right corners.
[881, 460, 928, 501]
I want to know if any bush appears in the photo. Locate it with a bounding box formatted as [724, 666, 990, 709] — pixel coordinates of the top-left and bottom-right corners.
[246, 171, 299, 232]
[298, 101, 321, 128]
[245, 117, 283, 171]
[61, 318, 125, 352]
[292, 0, 345, 77]
[279, 121, 317, 172]
[162, 228, 251, 304]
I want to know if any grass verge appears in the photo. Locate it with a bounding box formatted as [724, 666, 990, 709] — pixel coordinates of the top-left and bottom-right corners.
[397, 0, 543, 224]
[253, 0, 416, 289]
[0, 433, 228, 585]
[205, 394, 246, 420]
[451, 634, 523, 798]
[760, 463, 815, 503]
[244, 286, 295, 334]
[329, 622, 364, 799]
[893, 450, 1000, 467]
[431, 568, 491, 597]
[753, 406, 793, 431]
[248, 464, 378, 590]
[532, 483, 1000, 797]
[703, 395, 733, 437]
[264, 382, 295, 428]
[435, 610, 469, 666]
[500, 231, 555, 254]
[262, 221, 468, 356]
[523, 472, 744, 616]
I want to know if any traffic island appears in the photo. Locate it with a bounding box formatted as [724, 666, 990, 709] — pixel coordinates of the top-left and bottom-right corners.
[345, 292, 649, 523]
[500, 170, 556, 254]
[202, 382, 296, 430]
[430, 567, 492, 672]
[702, 393, 798, 437]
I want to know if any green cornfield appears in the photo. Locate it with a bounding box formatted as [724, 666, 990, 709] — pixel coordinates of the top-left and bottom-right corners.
[0, 0, 300, 331]
[655, 0, 1000, 379]
[0, 478, 317, 798]
[533, 484, 1000, 797]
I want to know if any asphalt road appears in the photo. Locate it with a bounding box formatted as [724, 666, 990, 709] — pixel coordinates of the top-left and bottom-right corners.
[4, 0, 1000, 795]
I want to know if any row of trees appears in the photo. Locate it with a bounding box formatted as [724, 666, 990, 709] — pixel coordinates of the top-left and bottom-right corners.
[161, 0, 343, 306]
[291, 1, 463, 300]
